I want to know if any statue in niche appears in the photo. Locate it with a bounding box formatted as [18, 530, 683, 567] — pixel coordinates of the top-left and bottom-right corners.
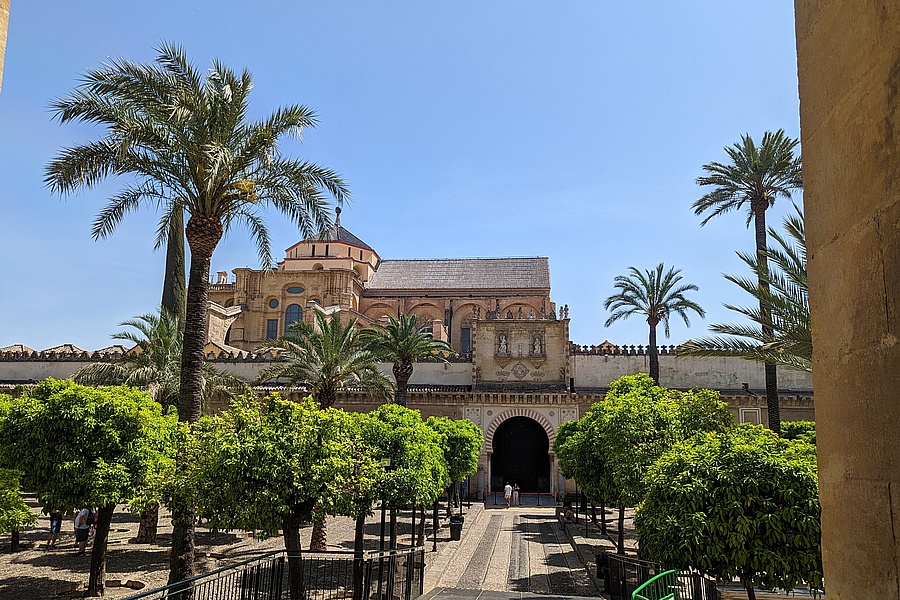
[533, 336, 542, 355]
[540, 305, 546, 319]
[527, 309, 535, 320]
[498, 334, 508, 355]
[517, 307, 523, 319]
[506, 310, 513, 319]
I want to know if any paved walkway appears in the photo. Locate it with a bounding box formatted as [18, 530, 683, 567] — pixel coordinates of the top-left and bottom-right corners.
[425, 506, 598, 598]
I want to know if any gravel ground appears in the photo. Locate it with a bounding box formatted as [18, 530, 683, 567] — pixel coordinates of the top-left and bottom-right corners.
[0, 496, 454, 599]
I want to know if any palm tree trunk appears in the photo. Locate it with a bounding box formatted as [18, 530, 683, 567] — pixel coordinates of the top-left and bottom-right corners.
[161, 209, 186, 327]
[648, 325, 659, 383]
[169, 215, 222, 587]
[310, 505, 327, 551]
[393, 361, 413, 407]
[754, 206, 781, 434]
[135, 504, 159, 543]
[141, 211, 185, 549]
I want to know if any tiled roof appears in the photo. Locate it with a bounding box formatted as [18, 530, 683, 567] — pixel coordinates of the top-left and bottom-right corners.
[306, 224, 374, 251]
[0, 344, 35, 353]
[42, 344, 84, 354]
[366, 258, 550, 291]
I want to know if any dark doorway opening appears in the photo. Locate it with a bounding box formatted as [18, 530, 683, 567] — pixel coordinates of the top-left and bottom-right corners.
[490, 416, 550, 492]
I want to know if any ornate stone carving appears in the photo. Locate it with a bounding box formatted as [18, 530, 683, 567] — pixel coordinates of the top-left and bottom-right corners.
[464, 407, 481, 426]
[511, 362, 529, 380]
[560, 408, 578, 422]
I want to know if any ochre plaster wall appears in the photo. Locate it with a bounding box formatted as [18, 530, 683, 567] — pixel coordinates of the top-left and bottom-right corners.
[795, 2, 900, 596]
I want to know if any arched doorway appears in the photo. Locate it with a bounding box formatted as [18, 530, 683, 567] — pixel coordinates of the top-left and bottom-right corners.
[490, 417, 550, 493]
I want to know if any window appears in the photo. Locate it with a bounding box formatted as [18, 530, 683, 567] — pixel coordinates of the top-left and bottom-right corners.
[285, 304, 303, 333]
[312, 245, 316, 256]
[269, 299, 279, 309]
[460, 327, 471, 354]
[740, 408, 762, 425]
[286, 286, 304, 294]
[360, 250, 363, 260]
[325, 244, 329, 256]
[266, 319, 279, 340]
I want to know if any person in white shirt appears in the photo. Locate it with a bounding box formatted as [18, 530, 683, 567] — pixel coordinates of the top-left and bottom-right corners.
[504, 483, 512, 508]
[74, 506, 91, 556]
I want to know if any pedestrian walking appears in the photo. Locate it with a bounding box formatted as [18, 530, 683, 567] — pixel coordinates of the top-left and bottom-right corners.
[45, 509, 63, 549]
[512, 483, 520, 506]
[504, 482, 512, 508]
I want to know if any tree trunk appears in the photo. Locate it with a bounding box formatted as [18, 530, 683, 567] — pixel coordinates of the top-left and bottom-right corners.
[353, 513, 366, 600]
[161, 209, 186, 328]
[135, 504, 158, 544]
[310, 505, 327, 551]
[283, 512, 304, 600]
[87, 504, 115, 597]
[416, 508, 426, 546]
[167, 497, 196, 593]
[389, 508, 398, 550]
[600, 501, 607, 536]
[753, 205, 780, 434]
[393, 361, 413, 407]
[648, 324, 659, 383]
[617, 505, 625, 555]
[744, 580, 757, 600]
[169, 215, 221, 588]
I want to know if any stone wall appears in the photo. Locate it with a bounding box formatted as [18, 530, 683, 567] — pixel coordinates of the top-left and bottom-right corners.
[572, 354, 812, 391]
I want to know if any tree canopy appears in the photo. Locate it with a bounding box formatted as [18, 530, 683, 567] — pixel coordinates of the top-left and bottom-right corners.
[603, 264, 704, 383]
[424, 416, 482, 484]
[635, 425, 822, 599]
[0, 379, 178, 595]
[256, 311, 393, 408]
[361, 313, 452, 406]
[681, 207, 810, 372]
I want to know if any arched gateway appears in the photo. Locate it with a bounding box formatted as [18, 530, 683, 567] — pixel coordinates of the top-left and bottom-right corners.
[484, 409, 556, 494]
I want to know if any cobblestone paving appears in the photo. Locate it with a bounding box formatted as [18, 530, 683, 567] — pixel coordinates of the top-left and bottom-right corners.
[435, 508, 597, 597]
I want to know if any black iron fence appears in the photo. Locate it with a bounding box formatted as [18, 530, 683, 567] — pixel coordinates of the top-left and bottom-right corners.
[601, 553, 719, 600]
[124, 547, 426, 600]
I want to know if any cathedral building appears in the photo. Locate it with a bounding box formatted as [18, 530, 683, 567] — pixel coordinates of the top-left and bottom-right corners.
[0, 208, 814, 501]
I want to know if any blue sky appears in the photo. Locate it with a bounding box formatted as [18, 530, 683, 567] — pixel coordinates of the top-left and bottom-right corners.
[0, 2, 802, 351]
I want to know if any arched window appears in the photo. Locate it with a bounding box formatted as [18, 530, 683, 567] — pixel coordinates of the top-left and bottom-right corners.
[285, 304, 303, 333]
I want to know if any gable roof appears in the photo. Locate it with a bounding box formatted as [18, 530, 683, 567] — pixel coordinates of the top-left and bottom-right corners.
[366, 258, 550, 291]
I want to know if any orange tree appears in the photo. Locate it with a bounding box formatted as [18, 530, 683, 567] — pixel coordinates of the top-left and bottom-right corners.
[636, 425, 822, 600]
[0, 380, 178, 596]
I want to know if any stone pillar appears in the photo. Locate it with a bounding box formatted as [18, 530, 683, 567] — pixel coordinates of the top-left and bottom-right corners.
[795, 3, 900, 597]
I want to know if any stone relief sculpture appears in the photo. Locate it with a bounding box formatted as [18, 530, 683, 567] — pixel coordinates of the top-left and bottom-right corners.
[498, 334, 508, 355]
[532, 336, 542, 355]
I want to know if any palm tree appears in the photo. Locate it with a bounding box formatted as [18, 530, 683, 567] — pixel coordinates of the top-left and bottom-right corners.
[603, 264, 705, 383]
[73, 311, 247, 543]
[45, 43, 348, 584]
[256, 311, 394, 409]
[681, 207, 810, 372]
[693, 129, 802, 434]
[256, 311, 392, 551]
[360, 313, 452, 406]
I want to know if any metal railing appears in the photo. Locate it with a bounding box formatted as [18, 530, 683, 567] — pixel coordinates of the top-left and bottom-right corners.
[124, 547, 426, 600]
[602, 553, 719, 600]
